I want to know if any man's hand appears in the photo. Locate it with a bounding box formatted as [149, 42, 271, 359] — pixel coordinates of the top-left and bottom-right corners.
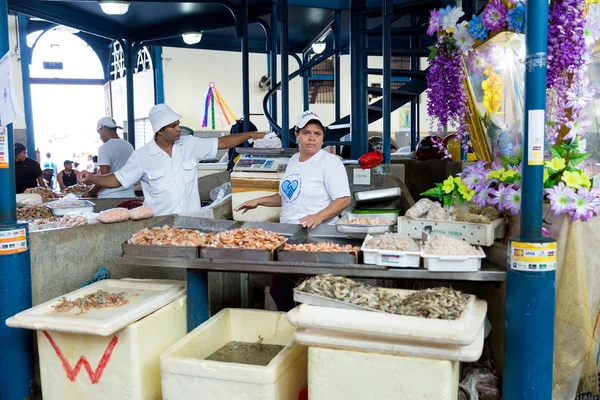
[78, 171, 94, 185]
[299, 213, 324, 229]
[233, 199, 261, 214]
[248, 132, 267, 141]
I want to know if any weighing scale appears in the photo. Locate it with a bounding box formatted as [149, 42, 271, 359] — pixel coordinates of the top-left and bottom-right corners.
[232, 147, 298, 173]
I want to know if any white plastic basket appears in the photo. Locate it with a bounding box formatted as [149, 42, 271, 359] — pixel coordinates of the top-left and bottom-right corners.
[360, 234, 421, 268]
[421, 247, 486, 272]
[397, 217, 505, 246]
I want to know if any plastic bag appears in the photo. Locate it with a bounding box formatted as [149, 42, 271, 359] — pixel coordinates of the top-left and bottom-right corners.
[128, 205, 154, 220]
[210, 182, 232, 202]
[358, 151, 384, 169]
[459, 368, 501, 400]
[96, 208, 130, 223]
[250, 132, 282, 148]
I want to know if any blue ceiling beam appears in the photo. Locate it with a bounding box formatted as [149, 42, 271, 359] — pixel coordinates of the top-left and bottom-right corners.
[146, 35, 269, 54]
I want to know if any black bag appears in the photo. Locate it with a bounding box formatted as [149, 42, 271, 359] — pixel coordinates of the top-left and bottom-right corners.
[227, 118, 258, 171]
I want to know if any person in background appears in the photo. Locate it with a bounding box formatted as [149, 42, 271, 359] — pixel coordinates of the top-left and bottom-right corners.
[41, 152, 57, 189]
[85, 155, 94, 173]
[234, 110, 351, 311]
[14, 143, 47, 193]
[78, 103, 266, 216]
[85, 117, 135, 199]
[92, 156, 99, 174]
[57, 160, 79, 190]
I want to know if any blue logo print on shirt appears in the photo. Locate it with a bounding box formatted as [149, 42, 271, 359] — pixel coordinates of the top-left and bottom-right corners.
[280, 174, 301, 202]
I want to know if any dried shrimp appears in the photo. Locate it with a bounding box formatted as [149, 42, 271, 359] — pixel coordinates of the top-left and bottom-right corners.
[337, 217, 393, 225]
[206, 228, 286, 250]
[23, 187, 61, 199]
[423, 235, 481, 256]
[364, 233, 419, 252]
[128, 225, 211, 246]
[52, 290, 129, 315]
[17, 205, 53, 221]
[396, 287, 470, 320]
[62, 184, 91, 195]
[283, 242, 360, 253]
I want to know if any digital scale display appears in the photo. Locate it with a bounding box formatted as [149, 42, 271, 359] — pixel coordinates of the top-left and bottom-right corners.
[234, 157, 280, 172]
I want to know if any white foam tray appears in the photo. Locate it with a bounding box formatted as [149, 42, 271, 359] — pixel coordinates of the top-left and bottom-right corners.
[288, 288, 487, 346]
[397, 216, 505, 246]
[292, 325, 484, 362]
[361, 234, 421, 268]
[422, 247, 486, 272]
[6, 279, 186, 336]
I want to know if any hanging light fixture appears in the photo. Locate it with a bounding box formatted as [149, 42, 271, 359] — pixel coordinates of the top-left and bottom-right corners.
[182, 32, 203, 45]
[98, 1, 131, 15]
[312, 42, 326, 54]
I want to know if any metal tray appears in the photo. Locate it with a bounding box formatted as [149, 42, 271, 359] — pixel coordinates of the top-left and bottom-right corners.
[45, 199, 95, 217]
[354, 187, 401, 205]
[335, 213, 397, 234]
[278, 236, 361, 264]
[293, 290, 385, 314]
[240, 221, 303, 237]
[200, 246, 280, 261]
[121, 242, 199, 259]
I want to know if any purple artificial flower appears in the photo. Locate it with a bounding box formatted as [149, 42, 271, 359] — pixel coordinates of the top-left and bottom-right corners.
[482, 0, 508, 31]
[568, 187, 600, 221]
[542, 227, 554, 237]
[489, 183, 511, 212]
[428, 9, 442, 36]
[502, 186, 521, 216]
[473, 181, 493, 207]
[565, 77, 594, 111]
[462, 170, 487, 190]
[545, 181, 576, 215]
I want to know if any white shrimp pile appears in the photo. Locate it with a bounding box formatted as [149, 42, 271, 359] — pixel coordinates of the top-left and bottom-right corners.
[423, 235, 481, 256]
[364, 233, 420, 252]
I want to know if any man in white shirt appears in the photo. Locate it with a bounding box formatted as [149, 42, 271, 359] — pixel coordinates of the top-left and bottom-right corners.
[86, 117, 135, 199]
[78, 104, 265, 216]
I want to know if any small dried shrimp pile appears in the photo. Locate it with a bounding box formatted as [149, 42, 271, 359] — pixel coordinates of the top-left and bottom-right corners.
[396, 287, 470, 320]
[206, 228, 286, 250]
[17, 205, 53, 221]
[284, 242, 360, 254]
[338, 217, 392, 225]
[423, 235, 480, 256]
[23, 187, 61, 199]
[62, 184, 90, 195]
[128, 225, 211, 246]
[52, 290, 129, 315]
[297, 274, 470, 320]
[364, 233, 419, 251]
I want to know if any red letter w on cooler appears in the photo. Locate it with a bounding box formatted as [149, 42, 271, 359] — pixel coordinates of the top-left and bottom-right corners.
[43, 330, 119, 384]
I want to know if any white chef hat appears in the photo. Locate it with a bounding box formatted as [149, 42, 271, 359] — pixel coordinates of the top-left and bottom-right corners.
[149, 104, 182, 133]
[295, 110, 325, 131]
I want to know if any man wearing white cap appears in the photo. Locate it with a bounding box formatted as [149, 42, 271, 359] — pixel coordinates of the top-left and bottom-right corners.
[85, 117, 135, 199]
[79, 104, 265, 216]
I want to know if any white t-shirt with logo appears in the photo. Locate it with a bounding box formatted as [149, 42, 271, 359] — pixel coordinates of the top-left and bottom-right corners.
[97, 138, 136, 198]
[279, 150, 350, 225]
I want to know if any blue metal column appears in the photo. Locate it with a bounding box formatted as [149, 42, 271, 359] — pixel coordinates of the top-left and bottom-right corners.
[17, 14, 35, 156]
[269, 5, 278, 130]
[410, 17, 419, 152]
[186, 269, 209, 331]
[241, 0, 250, 132]
[503, 0, 555, 397]
[334, 11, 341, 121]
[0, 2, 34, 398]
[350, 0, 368, 159]
[303, 53, 309, 111]
[124, 41, 135, 148]
[278, 0, 289, 147]
[153, 46, 164, 104]
[381, 0, 392, 164]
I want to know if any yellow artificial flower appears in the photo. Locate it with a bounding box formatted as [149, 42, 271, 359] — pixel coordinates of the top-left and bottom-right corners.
[482, 66, 504, 114]
[488, 168, 505, 180]
[458, 185, 475, 201]
[544, 157, 566, 171]
[500, 170, 518, 181]
[442, 176, 455, 194]
[543, 168, 549, 182]
[562, 170, 583, 188]
[580, 172, 591, 188]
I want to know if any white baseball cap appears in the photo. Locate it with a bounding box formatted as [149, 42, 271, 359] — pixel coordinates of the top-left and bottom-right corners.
[96, 117, 122, 131]
[149, 104, 182, 133]
[295, 110, 325, 130]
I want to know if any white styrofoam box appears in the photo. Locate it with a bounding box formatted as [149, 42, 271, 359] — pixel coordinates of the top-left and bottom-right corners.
[293, 290, 386, 314]
[398, 216, 506, 246]
[422, 247, 486, 272]
[294, 325, 484, 362]
[160, 309, 308, 400]
[308, 347, 460, 400]
[360, 234, 421, 268]
[6, 279, 186, 336]
[37, 295, 187, 400]
[288, 289, 487, 346]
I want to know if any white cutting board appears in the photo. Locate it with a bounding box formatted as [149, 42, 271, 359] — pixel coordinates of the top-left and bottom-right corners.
[6, 279, 186, 336]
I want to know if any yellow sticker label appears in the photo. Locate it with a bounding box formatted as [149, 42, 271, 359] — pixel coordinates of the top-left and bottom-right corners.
[0, 228, 27, 255]
[510, 241, 557, 271]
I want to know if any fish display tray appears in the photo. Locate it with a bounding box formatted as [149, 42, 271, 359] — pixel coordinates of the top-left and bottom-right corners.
[279, 249, 358, 265]
[45, 199, 95, 217]
[122, 242, 199, 259]
[397, 217, 505, 246]
[360, 234, 421, 268]
[421, 247, 486, 272]
[293, 290, 386, 314]
[200, 246, 280, 261]
[335, 213, 397, 234]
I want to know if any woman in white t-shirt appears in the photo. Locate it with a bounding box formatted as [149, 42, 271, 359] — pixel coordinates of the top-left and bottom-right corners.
[234, 111, 351, 310]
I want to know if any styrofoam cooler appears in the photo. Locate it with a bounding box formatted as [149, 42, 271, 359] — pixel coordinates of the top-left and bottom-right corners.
[160, 308, 308, 400]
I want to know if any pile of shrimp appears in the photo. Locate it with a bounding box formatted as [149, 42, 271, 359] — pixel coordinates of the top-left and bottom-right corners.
[206, 228, 286, 250]
[127, 225, 211, 246]
[283, 242, 360, 254]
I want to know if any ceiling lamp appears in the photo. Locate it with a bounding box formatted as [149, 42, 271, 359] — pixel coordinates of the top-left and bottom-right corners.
[312, 42, 326, 54]
[182, 32, 202, 45]
[99, 1, 130, 15]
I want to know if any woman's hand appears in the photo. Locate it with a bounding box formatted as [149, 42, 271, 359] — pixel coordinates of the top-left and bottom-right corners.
[299, 213, 324, 229]
[234, 199, 261, 214]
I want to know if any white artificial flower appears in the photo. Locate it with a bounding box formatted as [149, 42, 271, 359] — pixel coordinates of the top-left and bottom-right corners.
[453, 22, 475, 54]
[442, 6, 465, 32]
[583, 17, 600, 48]
[587, 3, 600, 21]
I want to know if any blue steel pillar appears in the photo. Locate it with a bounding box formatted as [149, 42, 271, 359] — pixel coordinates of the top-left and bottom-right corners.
[153, 46, 164, 104]
[0, 1, 34, 399]
[269, 5, 278, 130]
[381, 0, 392, 164]
[278, 0, 289, 147]
[241, 0, 250, 132]
[334, 11, 341, 121]
[350, 0, 368, 159]
[503, 0, 555, 397]
[186, 269, 209, 331]
[17, 14, 35, 156]
[124, 41, 135, 148]
[302, 53, 309, 111]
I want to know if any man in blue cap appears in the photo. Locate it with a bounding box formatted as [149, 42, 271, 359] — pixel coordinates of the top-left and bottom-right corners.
[14, 143, 47, 193]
